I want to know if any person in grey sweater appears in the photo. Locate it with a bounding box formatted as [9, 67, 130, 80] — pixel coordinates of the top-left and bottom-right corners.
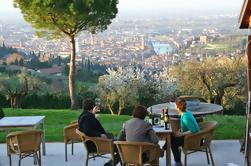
[119, 105, 163, 161]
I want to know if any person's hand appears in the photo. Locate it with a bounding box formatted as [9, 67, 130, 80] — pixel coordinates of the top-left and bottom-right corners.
[174, 131, 191, 137]
[93, 106, 100, 113]
[100, 134, 107, 139]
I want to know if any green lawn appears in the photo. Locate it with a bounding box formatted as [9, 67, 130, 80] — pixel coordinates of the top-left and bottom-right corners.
[204, 43, 228, 50]
[0, 109, 246, 143]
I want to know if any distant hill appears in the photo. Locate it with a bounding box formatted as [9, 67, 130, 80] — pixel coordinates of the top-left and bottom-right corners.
[0, 42, 25, 58]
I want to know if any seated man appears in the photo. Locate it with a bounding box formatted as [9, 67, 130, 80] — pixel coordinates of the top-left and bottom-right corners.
[78, 99, 120, 166]
[119, 105, 163, 162]
[164, 97, 200, 166]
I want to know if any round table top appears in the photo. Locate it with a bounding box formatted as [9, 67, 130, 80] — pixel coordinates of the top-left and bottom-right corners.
[148, 102, 223, 117]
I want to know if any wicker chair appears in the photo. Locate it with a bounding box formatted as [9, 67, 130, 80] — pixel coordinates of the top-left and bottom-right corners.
[6, 130, 43, 166]
[76, 129, 115, 166]
[182, 121, 218, 166]
[170, 117, 204, 132]
[114, 141, 160, 166]
[64, 121, 81, 161]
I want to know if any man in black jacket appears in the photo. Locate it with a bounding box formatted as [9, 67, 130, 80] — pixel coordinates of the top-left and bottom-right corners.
[78, 99, 120, 166]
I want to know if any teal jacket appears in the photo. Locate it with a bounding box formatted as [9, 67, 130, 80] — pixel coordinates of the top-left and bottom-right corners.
[180, 110, 200, 133]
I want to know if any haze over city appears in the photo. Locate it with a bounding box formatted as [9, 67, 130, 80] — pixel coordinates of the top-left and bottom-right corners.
[0, 0, 244, 20]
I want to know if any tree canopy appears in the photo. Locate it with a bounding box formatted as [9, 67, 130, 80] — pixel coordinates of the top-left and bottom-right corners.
[14, 0, 118, 38]
[170, 56, 246, 106]
[14, 0, 118, 109]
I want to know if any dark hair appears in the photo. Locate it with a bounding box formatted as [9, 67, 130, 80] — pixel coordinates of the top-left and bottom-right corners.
[83, 99, 95, 112]
[175, 97, 186, 111]
[133, 105, 147, 120]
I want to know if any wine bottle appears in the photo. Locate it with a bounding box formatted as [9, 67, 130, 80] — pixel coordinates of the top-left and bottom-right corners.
[149, 107, 154, 125]
[164, 108, 169, 130]
[161, 109, 165, 126]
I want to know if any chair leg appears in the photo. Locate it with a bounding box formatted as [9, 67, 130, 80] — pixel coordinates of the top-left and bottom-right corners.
[85, 152, 89, 166]
[72, 140, 74, 155]
[206, 148, 210, 164]
[34, 152, 40, 166]
[65, 143, 68, 161]
[184, 154, 187, 166]
[39, 148, 42, 166]
[8, 154, 12, 166]
[208, 147, 215, 166]
[18, 154, 21, 166]
[112, 154, 115, 166]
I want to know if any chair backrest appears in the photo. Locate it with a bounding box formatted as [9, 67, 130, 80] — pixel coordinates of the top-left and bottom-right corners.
[64, 122, 80, 142]
[183, 121, 218, 153]
[170, 116, 203, 132]
[170, 117, 180, 132]
[114, 141, 158, 165]
[7, 130, 43, 153]
[70, 120, 78, 124]
[75, 129, 113, 154]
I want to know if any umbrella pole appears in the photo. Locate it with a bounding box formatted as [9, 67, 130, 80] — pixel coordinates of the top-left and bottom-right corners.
[245, 36, 251, 166]
[245, 92, 251, 166]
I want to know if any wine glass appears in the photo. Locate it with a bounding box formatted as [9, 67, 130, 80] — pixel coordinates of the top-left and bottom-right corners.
[95, 98, 101, 106]
[95, 98, 101, 112]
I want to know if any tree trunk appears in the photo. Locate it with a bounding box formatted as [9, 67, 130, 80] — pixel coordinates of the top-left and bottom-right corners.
[200, 72, 213, 102]
[10, 96, 14, 108]
[69, 36, 77, 110]
[10, 95, 21, 108]
[213, 95, 222, 105]
[118, 97, 125, 116]
[107, 104, 114, 115]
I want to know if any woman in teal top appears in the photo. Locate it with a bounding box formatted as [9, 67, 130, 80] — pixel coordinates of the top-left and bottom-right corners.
[180, 110, 200, 133]
[164, 97, 200, 166]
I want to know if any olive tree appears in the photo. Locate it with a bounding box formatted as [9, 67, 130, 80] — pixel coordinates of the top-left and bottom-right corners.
[171, 56, 245, 105]
[0, 73, 41, 108]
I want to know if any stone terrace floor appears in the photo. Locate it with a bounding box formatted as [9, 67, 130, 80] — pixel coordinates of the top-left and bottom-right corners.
[0, 140, 244, 166]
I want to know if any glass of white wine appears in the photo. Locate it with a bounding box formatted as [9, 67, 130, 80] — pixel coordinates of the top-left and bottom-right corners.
[95, 98, 101, 112]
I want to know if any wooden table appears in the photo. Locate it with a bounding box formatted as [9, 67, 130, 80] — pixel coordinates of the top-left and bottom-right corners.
[149, 102, 223, 117]
[153, 126, 172, 166]
[0, 116, 46, 155]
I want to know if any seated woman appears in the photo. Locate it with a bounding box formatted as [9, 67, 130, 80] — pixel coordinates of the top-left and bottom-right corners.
[119, 105, 163, 161]
[164, 97, 200, 166]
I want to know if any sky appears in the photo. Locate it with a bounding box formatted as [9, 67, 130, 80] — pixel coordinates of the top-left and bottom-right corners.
[0, 0, 245, 19]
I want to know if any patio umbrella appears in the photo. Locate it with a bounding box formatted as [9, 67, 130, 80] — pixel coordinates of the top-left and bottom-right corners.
[245, 37, 251, 166]
[239, 0, 251, 164]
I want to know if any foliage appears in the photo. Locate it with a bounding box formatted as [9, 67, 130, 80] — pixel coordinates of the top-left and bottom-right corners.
[76, 81, 96, 101]
[25, 59, 52, 70]
[14, 0, 119, 109]
[21, 93, 72, 109]
[0, 72, 42, 108]
[98, 66, 144, 115]
[0, 43, 19, 58]
[170, 56, 246, 109]
[0, 94, 9, 107]
[77, 68, 100, 82]
[97, 66, 177, 115]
